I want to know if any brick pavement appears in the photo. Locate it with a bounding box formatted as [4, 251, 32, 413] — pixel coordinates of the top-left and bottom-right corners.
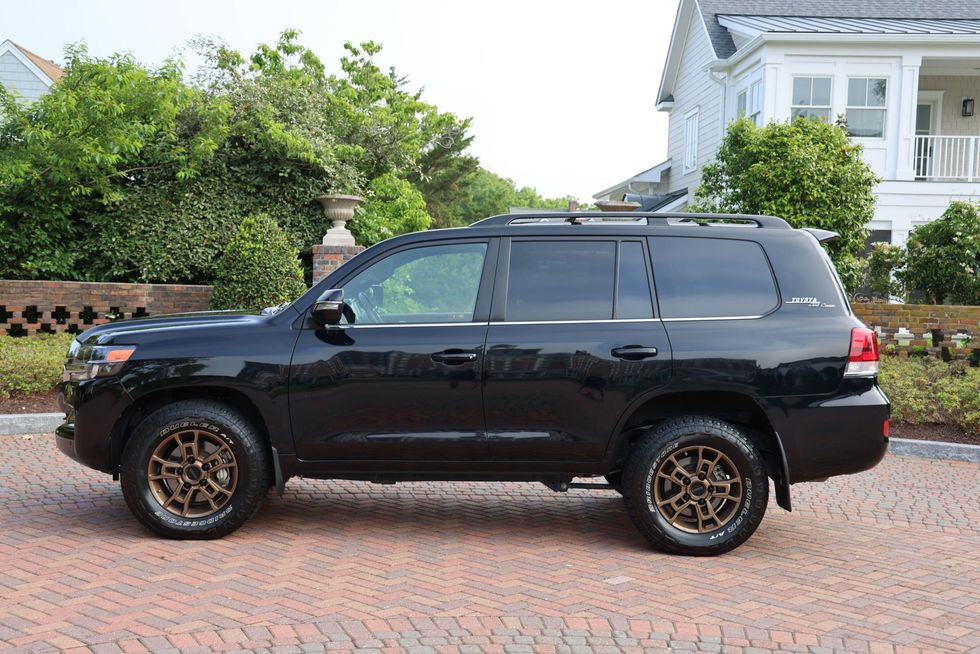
[1, 434, 978, 653]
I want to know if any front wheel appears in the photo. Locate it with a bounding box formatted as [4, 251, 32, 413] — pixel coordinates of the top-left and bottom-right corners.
[120, 400, 271, 539]
[621, 416, 768, 556]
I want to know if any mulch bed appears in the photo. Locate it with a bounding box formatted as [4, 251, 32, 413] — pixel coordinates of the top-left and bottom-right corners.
[890, 421, 980, 446]
[0, 391, 977, 446]
[0, 390, 60, 415]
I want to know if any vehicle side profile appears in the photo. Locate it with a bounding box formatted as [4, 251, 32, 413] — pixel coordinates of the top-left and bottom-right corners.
[57, 212, 889, 555]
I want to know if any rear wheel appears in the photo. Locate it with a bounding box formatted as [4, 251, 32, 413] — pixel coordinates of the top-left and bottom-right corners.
[120, 400, 271, 539]
[621, 416, 768, 556]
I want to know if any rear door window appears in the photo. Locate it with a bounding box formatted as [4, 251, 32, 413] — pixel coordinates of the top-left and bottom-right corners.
[648, 237, 778, 319]
[506, 241, 615, 321]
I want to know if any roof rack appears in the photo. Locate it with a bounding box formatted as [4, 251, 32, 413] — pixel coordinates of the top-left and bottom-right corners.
[469, 212, 791, 229]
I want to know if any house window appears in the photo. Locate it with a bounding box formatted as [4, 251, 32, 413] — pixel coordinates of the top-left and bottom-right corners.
[684, 108, 699, 172]
[749, 81, 762, 125]
[847, 78, 887, 138]
[791, 77, 832, 121]
[736, 90, 747, 117]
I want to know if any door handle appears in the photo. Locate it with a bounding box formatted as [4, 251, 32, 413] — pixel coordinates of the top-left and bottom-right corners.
[611, 346, 659, 361]
[431, 350, 478, 365]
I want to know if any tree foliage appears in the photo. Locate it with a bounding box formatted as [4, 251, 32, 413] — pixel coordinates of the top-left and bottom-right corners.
[865, 242, 906, 299]
[0, 31, 488, 282]
[434, 167, 570, 228]
[688, 118, 881, 290]
[209, 214, 307, 312]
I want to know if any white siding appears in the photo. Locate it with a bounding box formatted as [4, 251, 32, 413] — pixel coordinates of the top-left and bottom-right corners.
[919, 75, 980, 136]
[0, 51, 50, 103]
[665, 17, 722, 194]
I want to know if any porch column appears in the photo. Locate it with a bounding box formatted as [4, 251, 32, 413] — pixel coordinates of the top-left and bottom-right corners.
[895, 54, 922, 181]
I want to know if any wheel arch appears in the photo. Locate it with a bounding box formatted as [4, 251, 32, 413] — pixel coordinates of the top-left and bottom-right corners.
[108, 385, 281, 474]
[607, 389, 792, 511]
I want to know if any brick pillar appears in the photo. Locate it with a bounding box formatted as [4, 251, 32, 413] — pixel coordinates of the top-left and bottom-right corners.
[311, 244, 365, 284]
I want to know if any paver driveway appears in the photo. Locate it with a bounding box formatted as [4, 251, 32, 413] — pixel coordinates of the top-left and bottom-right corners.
[1, 434, 978, 654]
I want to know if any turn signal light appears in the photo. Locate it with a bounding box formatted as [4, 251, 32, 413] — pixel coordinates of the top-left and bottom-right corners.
[844, 327, 879, 377]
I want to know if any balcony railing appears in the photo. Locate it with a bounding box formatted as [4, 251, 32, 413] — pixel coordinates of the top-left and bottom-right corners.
[914, 135, 980, 182]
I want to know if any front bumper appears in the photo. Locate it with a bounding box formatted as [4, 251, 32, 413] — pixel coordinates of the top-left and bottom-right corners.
[56, 377, 132, 473]
[767, 378, 890, 484]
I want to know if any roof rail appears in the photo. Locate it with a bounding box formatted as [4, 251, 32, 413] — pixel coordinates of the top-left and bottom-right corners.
[469, 212, 791, 229]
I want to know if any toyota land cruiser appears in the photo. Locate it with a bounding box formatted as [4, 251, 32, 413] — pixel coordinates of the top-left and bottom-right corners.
[56, 212, 889, 555]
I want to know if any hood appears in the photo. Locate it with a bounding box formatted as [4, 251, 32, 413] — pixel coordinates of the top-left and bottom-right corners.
[76, 310, 276, 345]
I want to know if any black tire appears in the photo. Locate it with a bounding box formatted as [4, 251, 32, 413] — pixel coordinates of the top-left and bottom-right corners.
[120, 400, 271, 539]
[621, 416, 768, 556]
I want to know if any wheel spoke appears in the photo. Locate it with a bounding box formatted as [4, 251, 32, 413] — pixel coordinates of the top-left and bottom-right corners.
[657, 489, 685, 508]
[202, 445, 232, 466]
[205, 479, 232, 498]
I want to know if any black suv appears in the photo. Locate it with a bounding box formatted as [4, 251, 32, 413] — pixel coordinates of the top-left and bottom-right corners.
[57, 212, 889, 555]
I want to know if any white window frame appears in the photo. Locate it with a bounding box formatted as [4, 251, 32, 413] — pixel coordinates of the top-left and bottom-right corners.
[736, 90, 748, 118]
[749, 81, 763, 125]
[846, 77, 888, 139]
[683, 107, 700, 172]
[791, 76, 833, 122]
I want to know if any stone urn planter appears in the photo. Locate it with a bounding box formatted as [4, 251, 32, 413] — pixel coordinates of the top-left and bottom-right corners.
[317, 194, 364, 246]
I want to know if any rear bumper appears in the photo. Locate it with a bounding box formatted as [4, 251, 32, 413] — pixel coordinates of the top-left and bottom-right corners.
[767, 378, 890, 484]
[56, 377, 132, 473]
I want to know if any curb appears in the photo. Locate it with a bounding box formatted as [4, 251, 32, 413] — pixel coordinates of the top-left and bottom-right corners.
[0, 412, 63, 436]
[889, 437, 980, 463]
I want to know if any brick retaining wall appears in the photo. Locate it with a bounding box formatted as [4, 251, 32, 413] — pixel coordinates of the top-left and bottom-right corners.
[853, 302, 979, 360]
[0, 280, 213, 336]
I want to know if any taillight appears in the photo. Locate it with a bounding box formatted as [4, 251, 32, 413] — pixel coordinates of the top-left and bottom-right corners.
[844, 327, 879, 377]
[883, 419, 890, 439]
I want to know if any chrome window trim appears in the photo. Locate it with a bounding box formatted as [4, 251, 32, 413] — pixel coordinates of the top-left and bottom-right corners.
[339, 315, 766, 328]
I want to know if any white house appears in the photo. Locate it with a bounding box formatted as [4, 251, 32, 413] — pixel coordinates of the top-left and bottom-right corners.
[595, 0, 980, 246]
[0, 40, 63, 103]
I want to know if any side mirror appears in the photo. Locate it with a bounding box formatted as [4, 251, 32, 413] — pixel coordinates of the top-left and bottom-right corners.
[311, 289, 345, 327]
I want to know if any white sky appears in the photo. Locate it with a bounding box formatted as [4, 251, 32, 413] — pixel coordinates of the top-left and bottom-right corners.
[5, 0, 676, 202]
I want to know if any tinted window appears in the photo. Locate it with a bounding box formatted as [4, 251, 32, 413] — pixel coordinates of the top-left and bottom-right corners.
[617, 242, 653, 319]
[342, 242, 487, 324]
[648, 237, 777, 319]
[507, 241, 614, 321]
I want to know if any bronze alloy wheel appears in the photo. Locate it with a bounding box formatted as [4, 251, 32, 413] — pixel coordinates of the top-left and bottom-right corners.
[652, 445, 743, 534]
[147, 429, 239, 518]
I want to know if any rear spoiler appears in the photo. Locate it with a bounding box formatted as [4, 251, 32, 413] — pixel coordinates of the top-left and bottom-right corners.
[803, 228, 839, 243]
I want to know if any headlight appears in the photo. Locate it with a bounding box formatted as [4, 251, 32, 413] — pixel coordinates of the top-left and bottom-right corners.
[63, 344, 136, 382]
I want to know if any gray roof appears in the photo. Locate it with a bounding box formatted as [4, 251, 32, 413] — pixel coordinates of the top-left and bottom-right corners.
[698, 1, 980, 58]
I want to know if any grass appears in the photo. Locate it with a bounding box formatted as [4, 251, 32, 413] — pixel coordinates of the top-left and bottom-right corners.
[0, 333, 74, 399]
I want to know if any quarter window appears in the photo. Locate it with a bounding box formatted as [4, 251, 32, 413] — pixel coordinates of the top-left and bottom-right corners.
[791, 76, 832, 121]
[341, 242, 487, 324]
[616, 242, 653, 319]
[506, 241, 615, 321]
[846, 77, 887, 138]
[648, 237, 778, 319]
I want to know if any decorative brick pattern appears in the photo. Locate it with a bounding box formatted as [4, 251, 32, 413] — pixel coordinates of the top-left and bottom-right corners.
[0, 280, 213, 336]
[312, 244, 365, 284]
[1, 435, 978, 653]
[854, 302, 980, 360]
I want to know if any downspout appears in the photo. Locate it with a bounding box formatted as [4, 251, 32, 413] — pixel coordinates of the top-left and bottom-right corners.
[706, 63, 728, 142]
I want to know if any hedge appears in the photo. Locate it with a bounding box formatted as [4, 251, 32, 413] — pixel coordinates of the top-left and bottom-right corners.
[0, 333, 74, 398]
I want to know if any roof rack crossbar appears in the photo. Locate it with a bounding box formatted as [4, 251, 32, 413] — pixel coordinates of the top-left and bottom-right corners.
[469, 212, 791, 229]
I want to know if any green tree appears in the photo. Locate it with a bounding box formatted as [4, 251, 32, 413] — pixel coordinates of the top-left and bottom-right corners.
[0, 44, 230, 279]
[689, 118, 881, 291]
[352, 173, 431, 245]
[209, 214, 307, 312]
[437, 167, 570, 228]
[899, 201, 980, 304]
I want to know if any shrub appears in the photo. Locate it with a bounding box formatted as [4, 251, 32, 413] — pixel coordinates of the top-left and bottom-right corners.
[877, 356, 980, 435]
[899, 201, 980, 305]
[0, 333, 74, 398]
[209, 214, 308, 312]
[865, 242, 906, 299]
